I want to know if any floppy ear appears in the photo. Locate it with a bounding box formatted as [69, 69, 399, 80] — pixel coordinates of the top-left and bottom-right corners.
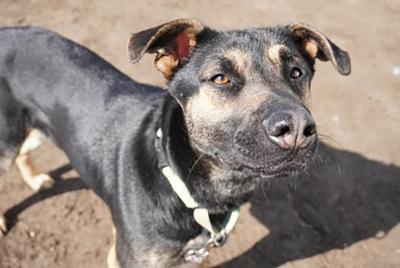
[128, 19, 204, 79]
[287, 23, 351, 75]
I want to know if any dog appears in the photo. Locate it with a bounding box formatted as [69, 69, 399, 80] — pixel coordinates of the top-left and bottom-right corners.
[0, 19, 350, 267]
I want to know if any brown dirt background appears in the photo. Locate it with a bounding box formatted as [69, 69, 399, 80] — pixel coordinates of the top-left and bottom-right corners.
[0, 0, 399, 267]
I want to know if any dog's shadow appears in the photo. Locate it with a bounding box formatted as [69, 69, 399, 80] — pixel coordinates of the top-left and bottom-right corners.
[3, 144, 400, 267]
[4, 164, 88, 231]
[221, 143, 400, 267]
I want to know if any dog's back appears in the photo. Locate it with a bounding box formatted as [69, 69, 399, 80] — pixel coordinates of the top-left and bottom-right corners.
[0, 26, 165, 194]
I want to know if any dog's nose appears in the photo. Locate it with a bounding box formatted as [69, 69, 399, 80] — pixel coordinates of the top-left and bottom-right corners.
[263, 109, 316, 150]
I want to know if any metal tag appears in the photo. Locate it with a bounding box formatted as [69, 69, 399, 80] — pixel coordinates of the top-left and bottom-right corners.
[184, 247, 210, 263]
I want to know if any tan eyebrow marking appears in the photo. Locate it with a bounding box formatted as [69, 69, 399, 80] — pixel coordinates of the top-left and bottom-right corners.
[267, 44, 288, 67]
[223, 48, 251, 74]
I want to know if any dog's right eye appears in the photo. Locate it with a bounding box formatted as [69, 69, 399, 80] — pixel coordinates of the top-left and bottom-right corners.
[211, 74, 230, 85]
[289, 67, 303, 79]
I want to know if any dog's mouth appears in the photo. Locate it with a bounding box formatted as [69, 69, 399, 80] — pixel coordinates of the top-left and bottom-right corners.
[211, 139, 318, 179]
[239, 160, 311, 178]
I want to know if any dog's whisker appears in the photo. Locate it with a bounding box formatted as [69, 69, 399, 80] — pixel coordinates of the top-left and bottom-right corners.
[316, 125, 343, 148]
[261, 179, 271, 201]
[186, 153, 204, 181]
[318, 134, 343, 148]
[334, 157, 342, 175]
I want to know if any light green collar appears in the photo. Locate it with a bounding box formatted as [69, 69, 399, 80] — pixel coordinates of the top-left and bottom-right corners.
[161, 166, 240, 240]
[157, 128, 240, 241]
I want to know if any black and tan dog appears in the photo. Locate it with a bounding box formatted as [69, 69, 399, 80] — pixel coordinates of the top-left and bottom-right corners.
[0, 19, 350, 267]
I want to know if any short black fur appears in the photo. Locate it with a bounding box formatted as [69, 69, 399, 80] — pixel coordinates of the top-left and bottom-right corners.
[0, 20, 350, 267]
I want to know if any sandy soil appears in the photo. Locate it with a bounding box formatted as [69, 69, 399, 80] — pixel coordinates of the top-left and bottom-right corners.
[0, 0, 399, 267]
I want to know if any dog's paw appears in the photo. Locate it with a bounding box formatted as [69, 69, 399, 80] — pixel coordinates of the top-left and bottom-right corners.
[0, 214, 7, 236]
[29, 173, 54, 191]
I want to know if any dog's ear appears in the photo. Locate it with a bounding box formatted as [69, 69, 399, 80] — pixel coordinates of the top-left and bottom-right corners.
[128, 19, 204, 79]
[287, 23, 351, 75]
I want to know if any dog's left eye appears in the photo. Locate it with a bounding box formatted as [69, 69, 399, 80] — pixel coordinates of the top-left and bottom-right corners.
[211, 74, 230, 85]
[290, 67, 303, 79]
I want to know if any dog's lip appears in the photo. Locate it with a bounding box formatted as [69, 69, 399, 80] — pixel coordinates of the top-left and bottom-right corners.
[207, 142, 317, 178]
[238, 147, 316, 176]
[247, 161, 308, 178]
[229, 138, 318, 177]
[216, 155, 310, 178]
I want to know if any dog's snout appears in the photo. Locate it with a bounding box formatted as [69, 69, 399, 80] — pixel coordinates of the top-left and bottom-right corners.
[263, 109, 316, 150]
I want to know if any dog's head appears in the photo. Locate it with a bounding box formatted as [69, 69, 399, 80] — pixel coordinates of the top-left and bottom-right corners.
[129, 19, 350, 180]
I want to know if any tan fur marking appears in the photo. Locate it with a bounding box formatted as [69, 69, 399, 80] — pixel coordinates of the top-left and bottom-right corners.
[154, 29, 199, 80]
[155, 53, 179, 80]
[267, 44, 287, 67]
[302, 83, 312, 108]
[107, 227, 120, 268]
[129, 19, 203, 64]
[0, 214, 6, 235]
[237, 87, 271, 114]
[15, 129, 53, 191]
[304, 40, 319, 59]
[201, 63, 221, 79]
[186, 29, 199, 50]
[137, 247, 177, 268]
[224, 48, 251, 74]
[186, 83, 272, 148]
[187, 84, 235, 123]
[19, 129, 44, 155]
[108, 226, 178, 267]
[129, 19, 203, 80]
[187, 83, 273, 123]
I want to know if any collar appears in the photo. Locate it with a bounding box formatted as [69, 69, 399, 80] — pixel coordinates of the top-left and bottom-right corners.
[155, 126, 240, 262]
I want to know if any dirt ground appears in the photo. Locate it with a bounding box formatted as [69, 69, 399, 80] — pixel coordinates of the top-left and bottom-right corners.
[0, 0, 399, 267]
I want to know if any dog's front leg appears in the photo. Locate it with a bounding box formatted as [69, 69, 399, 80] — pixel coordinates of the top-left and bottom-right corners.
[0, 214, 6, 235]
[15, 129, 54, 191]
[107, 226, 120, 268]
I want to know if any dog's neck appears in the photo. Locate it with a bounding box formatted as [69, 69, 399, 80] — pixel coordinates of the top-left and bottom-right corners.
[158, 96, 255, 214]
